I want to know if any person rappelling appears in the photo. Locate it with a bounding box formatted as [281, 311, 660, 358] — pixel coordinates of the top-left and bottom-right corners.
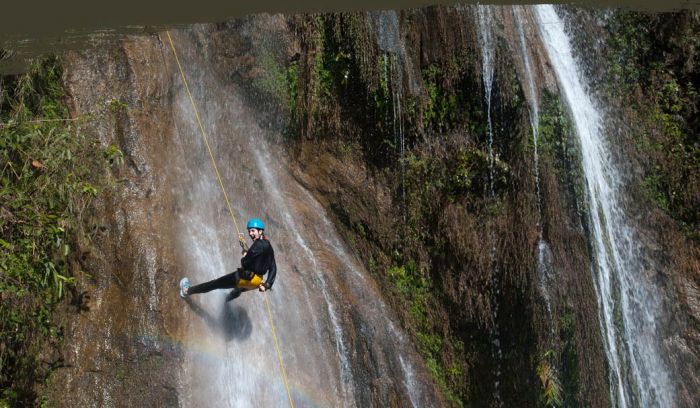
[178, 218, 277, 301]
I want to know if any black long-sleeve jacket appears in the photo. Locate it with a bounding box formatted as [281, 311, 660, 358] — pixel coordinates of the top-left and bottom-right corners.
[240, 238, 277, 289]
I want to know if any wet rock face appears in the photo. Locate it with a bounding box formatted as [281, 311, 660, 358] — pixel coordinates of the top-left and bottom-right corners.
[127, 7, 610, 406]
[267, 5, 697, 408]
[45, 36, 188, 406]
[279, 6, 611, 407]
[45, 26, 446, 407]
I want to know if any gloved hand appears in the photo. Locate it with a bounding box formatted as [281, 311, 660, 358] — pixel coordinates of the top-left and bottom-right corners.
[238, 233, 248, 254]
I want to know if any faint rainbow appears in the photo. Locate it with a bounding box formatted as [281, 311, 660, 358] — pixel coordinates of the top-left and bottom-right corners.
[136, 330, 335, 408]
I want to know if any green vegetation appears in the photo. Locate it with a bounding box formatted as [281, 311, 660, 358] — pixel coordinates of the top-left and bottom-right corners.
[606, 13, 655, 91]
[538, 91, 587, 217]
[536, 351, 562, 408]
[286, 61, 299, 122]
[0, 57, 112, 406]
[376, 55, 390, 103]
[107, 97, 128, 114]
[253, 53, 289, 102]
[641, 171, 669, 212]
[294, 14, 401, 163]
[285, 15, 340, 139]
[387, 261, 464, 406]
[605, 11, 699, 238]
[559, 311, 580, 407]
[403, 143, 509, 227]
[300, 14, 342, 131]
[642, 93, 699, 237]
[422, 64, 457, 131]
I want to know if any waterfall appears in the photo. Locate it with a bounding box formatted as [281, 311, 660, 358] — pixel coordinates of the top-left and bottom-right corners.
[533, 5, 673, 407]
[168, 29, 439, 407]
[251, 143, 358, 407]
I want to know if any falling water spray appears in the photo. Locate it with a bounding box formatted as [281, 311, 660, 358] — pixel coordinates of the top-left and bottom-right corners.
[534, 5, 674, 407]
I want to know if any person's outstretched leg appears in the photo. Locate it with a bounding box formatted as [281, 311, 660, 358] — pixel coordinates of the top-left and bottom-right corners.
[188, 270, 241, 295]
[225, 288, 247, 302]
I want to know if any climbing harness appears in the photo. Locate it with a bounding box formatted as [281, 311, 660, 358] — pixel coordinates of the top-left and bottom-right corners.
[164, 31, 295, 408]
[237, 272, 264, 290]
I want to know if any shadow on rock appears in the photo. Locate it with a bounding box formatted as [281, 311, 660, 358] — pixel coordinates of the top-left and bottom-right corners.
[185, 297, 252, 342]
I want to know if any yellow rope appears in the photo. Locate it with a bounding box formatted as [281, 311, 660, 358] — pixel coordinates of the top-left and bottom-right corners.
[264, 291, 295, 407]
[165, 30, 295, 408]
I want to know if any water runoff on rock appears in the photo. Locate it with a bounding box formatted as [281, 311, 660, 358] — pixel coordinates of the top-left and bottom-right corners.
[533, 5, 674, 407]
[373, 10, 407, 214]
[165, 29, 439, 407]
[512, 6, 556, 342]
[477, 5, 505, 407]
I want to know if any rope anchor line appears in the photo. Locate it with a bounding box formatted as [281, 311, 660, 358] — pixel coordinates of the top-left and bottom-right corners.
[164, 30, 295, 408]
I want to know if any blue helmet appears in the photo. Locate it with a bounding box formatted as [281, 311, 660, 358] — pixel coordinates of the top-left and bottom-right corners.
[246, 218, 265, 230]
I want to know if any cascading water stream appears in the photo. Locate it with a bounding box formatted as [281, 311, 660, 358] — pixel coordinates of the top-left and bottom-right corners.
[478, 6, 497, 199]
[534, 5, 673, 407]
[477, 6, 504, 407]
[375, 10, 406, 214]
[167, 29, 439, 408]
[251, 144, 357, 407]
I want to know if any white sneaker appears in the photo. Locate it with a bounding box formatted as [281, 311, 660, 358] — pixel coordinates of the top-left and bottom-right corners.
[179, 277, 190, 299]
